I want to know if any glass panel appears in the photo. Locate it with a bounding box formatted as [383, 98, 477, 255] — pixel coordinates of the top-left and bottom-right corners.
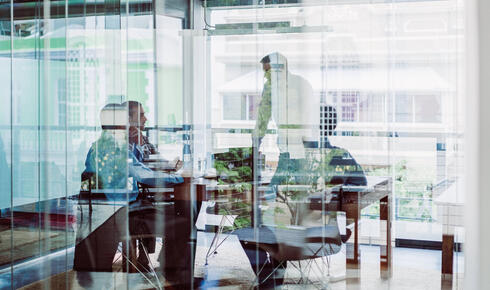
[156, 15, 183, 127]
[395, 94, 413, 123]
[222, 94, 244, 120]
[11, 12, 41, 284]
[0, 1, 188, 288]
[207, 4, 352, 287]
[0, 10, 12, 288]
[204, 0, 465, 288]
[414, 95, 442, 123]
[0, 0, 467, 289]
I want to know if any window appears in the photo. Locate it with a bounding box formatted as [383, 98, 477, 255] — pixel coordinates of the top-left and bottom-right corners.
[222, 94, 259, 121]
[414, 95, 441, 123]
[359, 94, 385, 122]
[58, 79, 66, 125]
[395, 94, 413, 123]
[341, 91, 359, 122]
[390, 94, 442, 123]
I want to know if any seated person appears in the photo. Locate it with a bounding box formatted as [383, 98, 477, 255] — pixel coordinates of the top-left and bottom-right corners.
[82, 103, 182, 198]
[320, 105, 367, 186]
[235, 104, 366, 287]
[122, 100, 182, 174]
[123, 100, 158, 161]
[74, 103, 194, 286]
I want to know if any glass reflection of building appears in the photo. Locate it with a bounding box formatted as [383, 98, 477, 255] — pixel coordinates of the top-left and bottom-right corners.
[210, 2, 462, 234]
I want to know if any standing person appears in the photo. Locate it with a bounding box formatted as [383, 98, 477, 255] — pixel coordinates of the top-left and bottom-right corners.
[254, 52, 318, 157]
[237, 52, 320, 288]
[254, 52, 319, 196]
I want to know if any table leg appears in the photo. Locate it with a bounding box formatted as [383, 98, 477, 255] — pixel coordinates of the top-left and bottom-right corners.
[354, 216, 360, 264]
[442, 234, 454, 280]
[346, 215, 360, 266]
[380, 196, 392, 277]
[345, 215, 361, 286]
[122, 239, 137, 273]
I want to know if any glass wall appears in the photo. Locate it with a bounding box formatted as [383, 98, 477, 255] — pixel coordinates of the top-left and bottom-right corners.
[0, 0, 466, 289]
[206, 0, 464, 238]
[0, 1, 189, 288]
[203, 0, 464, 289]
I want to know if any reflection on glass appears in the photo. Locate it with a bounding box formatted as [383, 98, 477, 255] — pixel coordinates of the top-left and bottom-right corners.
[0, 0, 466, 288]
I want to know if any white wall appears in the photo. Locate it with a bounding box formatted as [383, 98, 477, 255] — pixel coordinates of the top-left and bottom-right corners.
[465, 0, 490, 289]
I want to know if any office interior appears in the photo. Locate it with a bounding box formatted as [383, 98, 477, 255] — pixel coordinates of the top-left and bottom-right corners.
[1, 0, 489, 289]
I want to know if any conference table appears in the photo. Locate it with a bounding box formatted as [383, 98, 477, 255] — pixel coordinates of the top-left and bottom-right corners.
[202, 176, 392, 278]
[74, 173, 201, 277]
[75, 169, 392, 285]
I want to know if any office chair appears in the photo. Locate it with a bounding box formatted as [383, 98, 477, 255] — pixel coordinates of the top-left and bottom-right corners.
[79, 171, 94, 213]
[248, 212, 343, 288]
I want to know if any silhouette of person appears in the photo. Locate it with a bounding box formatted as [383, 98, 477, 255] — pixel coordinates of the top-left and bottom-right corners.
[74, 102, 185, 280]
[321, 105, 367, 186]
[237, 52, 320, 287]
[123, 100, 158, 161]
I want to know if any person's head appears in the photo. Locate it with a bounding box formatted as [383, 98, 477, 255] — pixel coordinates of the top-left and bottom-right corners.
[122, 100, 147, 130]
[260, 55, 271, 72]
[99, 103, 126, 130]
[260, 52, 287, 73]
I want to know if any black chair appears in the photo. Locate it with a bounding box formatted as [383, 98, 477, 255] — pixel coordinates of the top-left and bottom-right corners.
[235, 215, 343, 288]
[79, 171, 94, 212]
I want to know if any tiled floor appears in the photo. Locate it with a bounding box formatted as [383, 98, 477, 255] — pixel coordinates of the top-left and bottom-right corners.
[16, 231, 464, 289]
[195, 233, 464, 290]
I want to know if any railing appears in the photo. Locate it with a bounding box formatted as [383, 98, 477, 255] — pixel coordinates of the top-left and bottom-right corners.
[362, 196, 434, 222]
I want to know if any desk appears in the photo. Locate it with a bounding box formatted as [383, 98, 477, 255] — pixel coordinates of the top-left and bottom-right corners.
[310, 176, 392, 275]
[74, 176, 199, 283]
[204, 176, 392, 277]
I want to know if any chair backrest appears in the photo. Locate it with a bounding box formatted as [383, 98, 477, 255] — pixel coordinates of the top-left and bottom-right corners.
[304, 224, 342, 258]
[100, 103, 127, 130]
[267, 213, 342, 262]
[272, 226, 308, 261]
[80, 171, 94, 194]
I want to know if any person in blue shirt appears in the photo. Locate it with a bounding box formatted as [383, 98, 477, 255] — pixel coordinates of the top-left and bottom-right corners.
[82, 102, 182, 199]
[74, 102, 185, 279]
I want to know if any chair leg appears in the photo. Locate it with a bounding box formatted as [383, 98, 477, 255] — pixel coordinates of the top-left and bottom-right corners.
[291, 259, 329, 289]
[122, 239, 137, 272]
[205, 215, 226, 265]
[118, 241, 162, 290]
[250, 259, 270, 288]
[139, 240, 163, 290]
[312, 257, 331, 289]
[298, 261, 305, 283]
[205, 209, 237, 265]
[252, 260, 286, 289]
